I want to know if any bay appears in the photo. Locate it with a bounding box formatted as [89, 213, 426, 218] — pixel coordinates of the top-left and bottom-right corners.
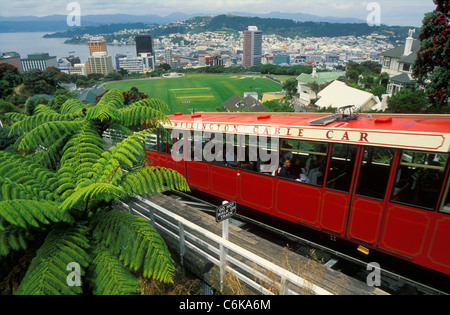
[0, 32, 137, 64]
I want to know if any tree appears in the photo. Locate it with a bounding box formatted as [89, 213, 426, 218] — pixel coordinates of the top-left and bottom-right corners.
[1, 89, 189, 295]
[0, 64, 23, 100]
[413, 0, 449, 108]
[282, 78, 298, 98]
[387, 89, 429, 113]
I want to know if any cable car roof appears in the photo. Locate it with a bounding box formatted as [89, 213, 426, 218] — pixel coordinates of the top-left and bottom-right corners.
[162, 112, 450, 153]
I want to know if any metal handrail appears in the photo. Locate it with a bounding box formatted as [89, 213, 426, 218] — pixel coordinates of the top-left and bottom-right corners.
[120, 196, 333, 295]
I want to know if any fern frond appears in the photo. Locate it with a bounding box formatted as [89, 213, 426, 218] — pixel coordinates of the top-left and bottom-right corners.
[9, 113, 83, 136]
[16, 120, 84, 153]
[0, 151, 59, 201]
[92, 131, 146, 184]
[4, 112, 28, 125]
[0, 177, 36, 202]
[85, 89, 123, 122]
[59, 183, 126, 212]
[0, 226, 30, 256]
[121, 166, 190, 196]
[16, 224, 90, 295]
[0, 200, 73, 231]
[60, 99, 86, 115]
[57, 123, 105, 192]
[90, 245, 140, 295]
[93, 210, 175, 283]
[33, 104, 58, 115]
[119, 98, 170, 128]
[31, 133, 72, 170]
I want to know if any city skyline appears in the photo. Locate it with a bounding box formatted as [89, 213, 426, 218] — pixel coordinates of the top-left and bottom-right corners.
[0, 0, 437, 27]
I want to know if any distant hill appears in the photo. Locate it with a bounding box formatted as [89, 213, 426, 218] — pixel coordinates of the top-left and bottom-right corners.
[0, 11, 409, 33]
[148, 15, 417, 41]
[2, 13, 417, 43]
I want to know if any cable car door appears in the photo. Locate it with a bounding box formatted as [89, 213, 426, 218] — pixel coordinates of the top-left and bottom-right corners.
[320, 144, 360, 236]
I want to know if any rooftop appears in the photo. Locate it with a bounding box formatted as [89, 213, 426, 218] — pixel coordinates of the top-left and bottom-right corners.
[297, 71, 346, 85]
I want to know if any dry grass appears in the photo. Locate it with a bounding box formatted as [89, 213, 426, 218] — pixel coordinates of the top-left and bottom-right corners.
[139, 270, 204, 295]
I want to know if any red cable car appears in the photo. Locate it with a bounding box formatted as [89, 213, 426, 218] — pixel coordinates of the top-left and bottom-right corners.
[146, 109, 450, 276]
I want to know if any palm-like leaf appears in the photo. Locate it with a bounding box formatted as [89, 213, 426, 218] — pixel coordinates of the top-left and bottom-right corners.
[119, 98, 170, 128]
[1, 87, 190, 295]
[0, 200, 72, 231]
[16, 225, 90, 295]
[93, 210, 175, 283]
[86, 89, 123, 122]
[90, 245, 140, 295]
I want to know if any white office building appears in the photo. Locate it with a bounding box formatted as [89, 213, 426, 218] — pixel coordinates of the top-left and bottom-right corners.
[118, 56, 144, 74]
[88, 52, 114, 75]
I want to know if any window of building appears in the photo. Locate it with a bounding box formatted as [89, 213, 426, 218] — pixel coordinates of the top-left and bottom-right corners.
[401, 63, 411, 72]
[355, 147, 395, 200]
[383, 57, 391, 68]
[391, 151, 449, 210]
[278, 139, 328, 185]
[325, 144, 358, 192]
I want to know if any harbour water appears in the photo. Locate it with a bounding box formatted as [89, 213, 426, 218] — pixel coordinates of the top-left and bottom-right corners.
[0, 32, 136, 64]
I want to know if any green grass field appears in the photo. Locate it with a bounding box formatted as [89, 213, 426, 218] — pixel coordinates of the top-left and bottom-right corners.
[106, 74, 283, 114]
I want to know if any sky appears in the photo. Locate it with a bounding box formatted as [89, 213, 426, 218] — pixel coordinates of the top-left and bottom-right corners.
[0, 0, 437, 26]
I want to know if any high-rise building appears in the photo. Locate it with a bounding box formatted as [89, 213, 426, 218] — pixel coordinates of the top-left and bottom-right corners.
[243, 26, 262, 68]
[88, 37, 107, 56]
[21, 53, 57, 72]
[88, 52, 114, 75]
[164, 47, 173, 68]
[136, 35, 154, 56]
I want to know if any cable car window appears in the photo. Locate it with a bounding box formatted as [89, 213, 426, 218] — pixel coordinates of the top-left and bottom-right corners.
[440, 179, 450, 214]
[391, 151, 449, 210]
[356, 147, 395, 200]
[240, 135, 278, 176]
[278, 139, 328, 185]
[171, 129, 186, 160]
[155, 127, 171, 154]
[145, 132, 158, 151]
[325, 144, 358, 192]
[188, 130, 211, 162]
[145, 127, 168, 153]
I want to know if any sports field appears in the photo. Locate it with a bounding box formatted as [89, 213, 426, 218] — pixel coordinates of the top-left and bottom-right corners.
[106, 74, 283, 114]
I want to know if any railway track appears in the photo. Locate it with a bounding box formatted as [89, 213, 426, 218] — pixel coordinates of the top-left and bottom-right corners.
[163, 190, 450, 295]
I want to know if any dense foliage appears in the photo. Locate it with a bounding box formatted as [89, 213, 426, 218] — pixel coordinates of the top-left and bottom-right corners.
[413, 0, 450, 109]
[0, 89, 189, 295]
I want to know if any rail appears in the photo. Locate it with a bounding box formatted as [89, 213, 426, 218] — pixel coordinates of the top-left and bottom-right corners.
[119, 196, 333, 295]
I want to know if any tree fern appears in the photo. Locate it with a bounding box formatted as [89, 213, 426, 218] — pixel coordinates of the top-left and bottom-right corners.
[15, 120, 84, 154]
[0, 151, 59, 201]
[85, 89, 123, 123]
[0, 226, 31, 256]
[122, 166, 190, 196]
[7, 112, 83, 135]
[93, 210, 175, 283]
[90, 245, 140, 295]
[33, 104, 59, 116]
[16, 224, 90, 295]
[59, 183, 126, 213]
[0, 200, 72, 231]
[92, 130, 147, 185]
[60, 99, 87, 115]
[57, 123, 106, 193]
[1, 87, 190, 295]
[120, 98, 170, 128]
